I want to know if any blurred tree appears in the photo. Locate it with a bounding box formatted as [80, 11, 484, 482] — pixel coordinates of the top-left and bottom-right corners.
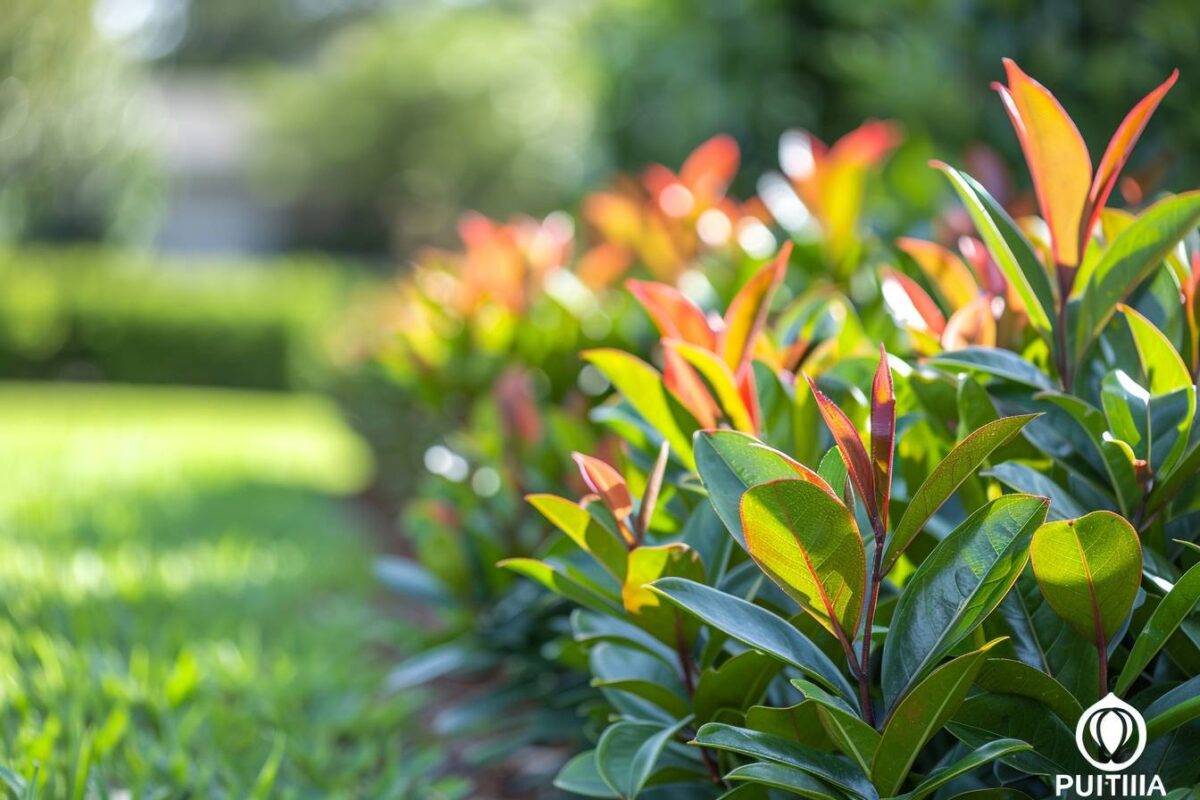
[255, 4, 602, 255]
[159, 0, 385, 65]
[0, 0, 160, 243]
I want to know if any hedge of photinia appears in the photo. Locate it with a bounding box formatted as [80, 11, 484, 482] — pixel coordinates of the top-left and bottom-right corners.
[377, 60, 1200, 798]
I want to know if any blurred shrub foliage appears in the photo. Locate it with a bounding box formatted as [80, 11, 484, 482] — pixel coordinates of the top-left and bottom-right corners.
[0, 248, 367, 390]
[0, 0, 160, 243]
[256, 5, 602, 254]
[255, 0, 1200, 255]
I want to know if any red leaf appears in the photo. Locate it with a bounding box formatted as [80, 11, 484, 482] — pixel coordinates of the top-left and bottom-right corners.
[627, 279, 717, 349]
[1081, 69, 1178, 260]
[881, 267, 947, 335]
[870, 345, 895, 533]
[804, 374, 876, 525]
[736, 366, 763, 436]
[827, 120, 902, 168]
[680, 134, 740, 205]
[662, 346, 720, 430]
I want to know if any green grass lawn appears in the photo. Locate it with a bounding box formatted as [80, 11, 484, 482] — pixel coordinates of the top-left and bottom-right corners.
[0, 383, 455, 798]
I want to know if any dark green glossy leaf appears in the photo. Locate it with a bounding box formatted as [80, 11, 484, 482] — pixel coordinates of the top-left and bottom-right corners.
[693, 651, 780, 724]
[883, 415, 1040, 573]
[745, 702, 834, 750]
[571, 610, 677, 665]
[928, 348, 1053, 390]
[693, 723, 878, 800]
[724, 761, 847, 799]
[1117, 560, 1200, 695]
[651, 578, 857, 706]
[1075, 191, 1200, 365]
[792, 679, 879, 774]
[975, 658, 1082, 724]
[597, 717, 692, 799]
[872, 641, 1001, 797]
[1032, 391, 1139, 515]
[694, 430, 832, 548]
[892, 739, 1031, 800]
[555, 750, 619, 798]
[948, 694, 1086, 775]
[1122, 304, 1195, 475]
[1101, 369, 1150, 462]
[946, 790, 1035, 799]
[983, 463, 1085, 521]
[997, 571, 1099, 703]
[591, 644, 690, 718]
[883, 496, 1048, 706]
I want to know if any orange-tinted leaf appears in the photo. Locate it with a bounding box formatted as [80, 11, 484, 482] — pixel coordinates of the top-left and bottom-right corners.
[804, 375, 875, 524]
[827, 119, 902, 168]
[583, 191, 643, 245]
[573, 453, 634, 530]
[994, 59, 1092, 267]
[820, 121, 901, 266]
[881, 267, 947, 334]
[1082, 69, 1179, 258]
[627, 280, 717, 349]
[896, 237, 978, 309]
[720, 242, 792, 372]
[576, 242, 633, 289]
[680, 134, 740, 206]
[942, 296, 998, 350]
[870, 346, 895, 532]
[662, 347, 719, 430]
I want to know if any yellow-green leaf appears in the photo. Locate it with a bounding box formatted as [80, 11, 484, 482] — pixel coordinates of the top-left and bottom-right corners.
[1029, 512, 1142, 645]
[739, 478, 866, 641]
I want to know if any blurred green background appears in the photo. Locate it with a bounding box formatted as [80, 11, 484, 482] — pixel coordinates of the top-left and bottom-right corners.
[1, 0, 1198, 795]
[6, 0, 1199, 257]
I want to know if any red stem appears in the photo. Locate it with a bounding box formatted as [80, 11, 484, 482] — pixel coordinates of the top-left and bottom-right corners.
[675, 613, 722, 786]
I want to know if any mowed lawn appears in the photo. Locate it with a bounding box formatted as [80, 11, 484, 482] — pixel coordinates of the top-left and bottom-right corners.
[0, 384, 445, 798]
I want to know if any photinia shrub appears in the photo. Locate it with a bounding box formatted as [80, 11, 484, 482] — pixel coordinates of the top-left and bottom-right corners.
[494, 60, 1200, 798]
[374, 57, 1200, 797]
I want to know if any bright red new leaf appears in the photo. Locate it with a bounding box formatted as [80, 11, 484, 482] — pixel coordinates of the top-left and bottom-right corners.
[804, 374, 876, 527]
[870, 345, 896, 534]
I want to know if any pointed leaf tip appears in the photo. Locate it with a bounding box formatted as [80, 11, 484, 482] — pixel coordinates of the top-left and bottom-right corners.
[1082, 68, 1180, 259]
[805, 374, 876, 525]
[870, 345, 896, 532]
[998, 58, 1092, 267]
